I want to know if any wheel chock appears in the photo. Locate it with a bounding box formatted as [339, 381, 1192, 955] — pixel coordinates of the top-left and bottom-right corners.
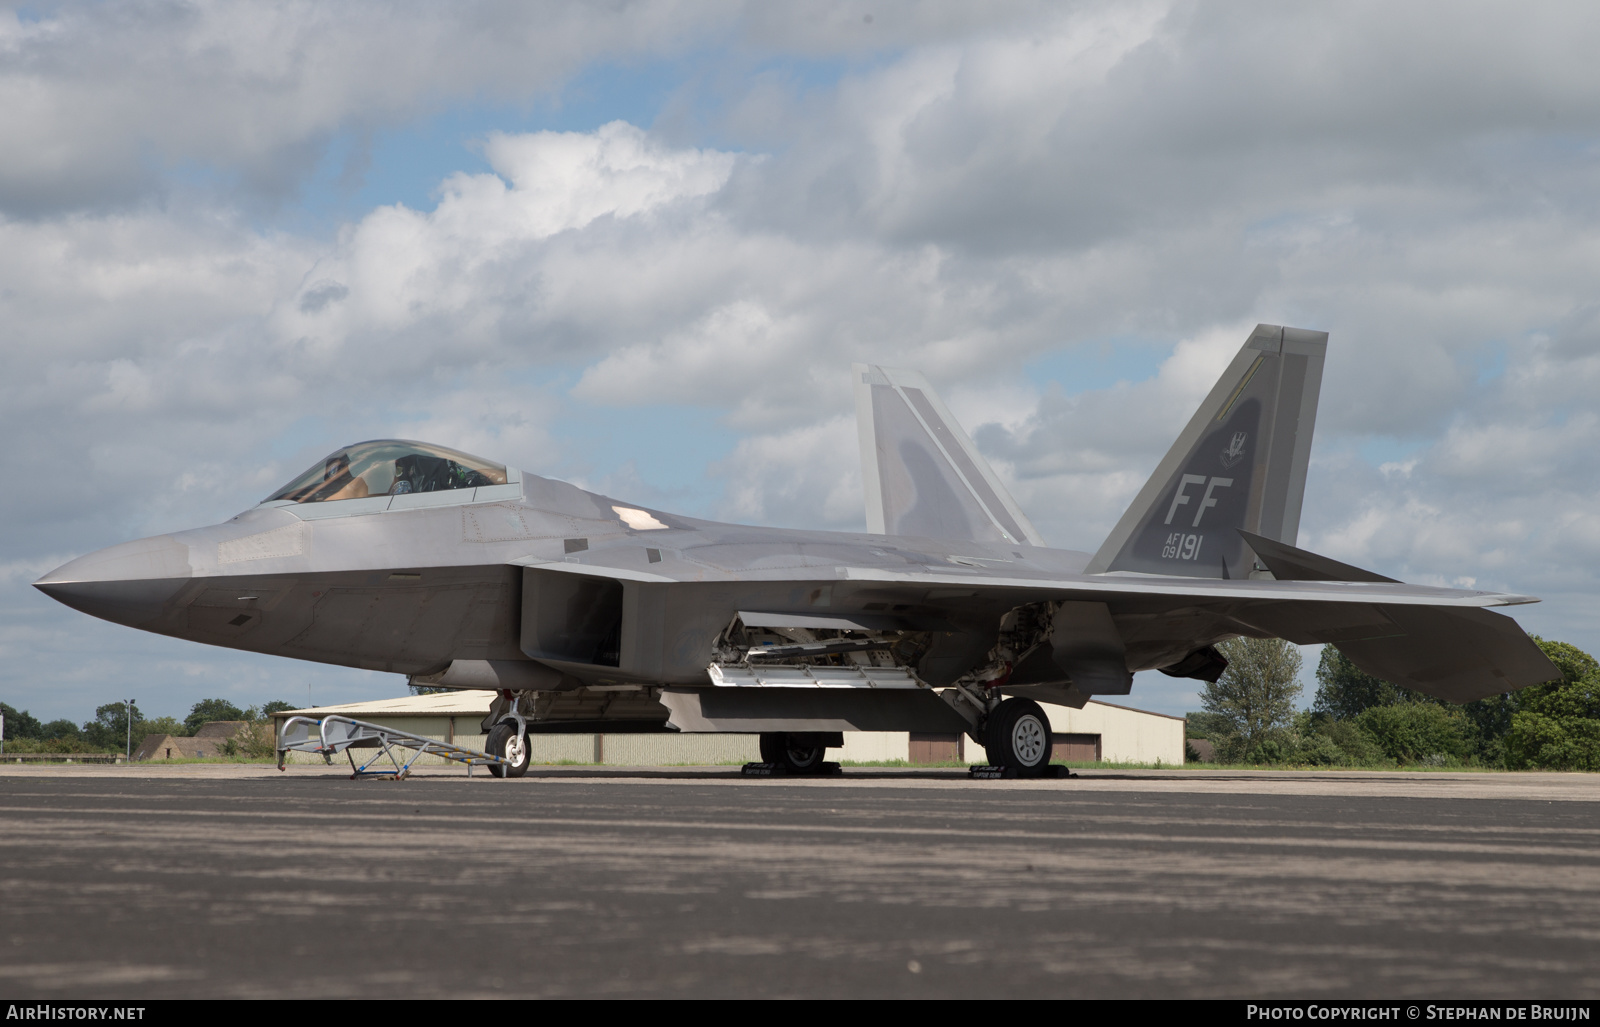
[968, 764, 1076, 780]
[742, 762, 842, 777]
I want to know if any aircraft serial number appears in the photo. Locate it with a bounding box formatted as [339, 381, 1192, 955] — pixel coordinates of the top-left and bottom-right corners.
[1162, 532, 1203, 560]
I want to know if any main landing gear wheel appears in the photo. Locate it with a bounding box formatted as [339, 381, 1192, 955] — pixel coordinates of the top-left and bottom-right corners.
[486, 720, 531, 778]
[985, 698, 1053, 775]
[759, 732, 828, 774]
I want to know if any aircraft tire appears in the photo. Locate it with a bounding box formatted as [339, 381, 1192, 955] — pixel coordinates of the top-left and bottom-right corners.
[984, 698, 1053, 774]
[759, 732, 828, 774]
[485, 720, 531, 779]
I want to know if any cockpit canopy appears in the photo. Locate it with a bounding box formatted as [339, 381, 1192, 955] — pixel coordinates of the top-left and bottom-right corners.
[267, 440, 509, 504]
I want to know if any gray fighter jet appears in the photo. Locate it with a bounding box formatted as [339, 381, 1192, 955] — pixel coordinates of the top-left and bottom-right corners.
[35, 325, 1558, 776]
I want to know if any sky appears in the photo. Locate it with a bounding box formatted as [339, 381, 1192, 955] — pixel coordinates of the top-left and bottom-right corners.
[5, 0, 1600, 724]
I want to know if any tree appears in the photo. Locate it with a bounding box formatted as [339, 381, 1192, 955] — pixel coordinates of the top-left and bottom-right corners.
[1312, 647, 1422, 719]
[1184, 711, 1234, 740]
[261, 700, 295, 715]
[39, 719, 80, 741]
[1533, 639, 1600, 687]
[82, 701, 143, 752]
[184, 698, 246, 734]
[1200, 637, 1303, 750]
[1502, 638, 1600, 770]
[1, 703, 43, 740]
[136, 716, 186, 745]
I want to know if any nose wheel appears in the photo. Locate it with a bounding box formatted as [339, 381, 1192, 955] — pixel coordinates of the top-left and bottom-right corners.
[485, 720, 531, 778]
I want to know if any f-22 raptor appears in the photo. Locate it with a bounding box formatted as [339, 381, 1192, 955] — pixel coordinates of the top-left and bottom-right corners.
[35, 325, 1558, 776]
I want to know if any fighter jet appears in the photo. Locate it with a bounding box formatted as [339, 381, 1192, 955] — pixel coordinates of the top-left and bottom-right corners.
[35, 325, 1558, 776]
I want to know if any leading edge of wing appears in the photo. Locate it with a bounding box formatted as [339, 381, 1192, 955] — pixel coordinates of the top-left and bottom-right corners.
[828, 567, 1538, 608]
[508, 556, 1538, 609]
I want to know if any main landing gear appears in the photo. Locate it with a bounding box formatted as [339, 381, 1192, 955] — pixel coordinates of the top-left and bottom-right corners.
[982, 697, 1054, 774]
[754, 732, 837, 775]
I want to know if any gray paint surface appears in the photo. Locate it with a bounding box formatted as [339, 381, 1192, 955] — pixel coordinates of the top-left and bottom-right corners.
[33, 327, 1558, 714]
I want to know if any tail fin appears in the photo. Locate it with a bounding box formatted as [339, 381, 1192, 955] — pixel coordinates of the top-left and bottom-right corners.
[1086, 324, 1327, 578]
[854, 364, 1046, 546]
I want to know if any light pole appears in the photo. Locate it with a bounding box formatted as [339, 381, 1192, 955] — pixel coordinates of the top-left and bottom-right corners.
[125, 698, 135, 761]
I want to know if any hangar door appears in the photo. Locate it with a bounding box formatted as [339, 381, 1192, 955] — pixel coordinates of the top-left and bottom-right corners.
[1053, 733, 1101, 762]
[909, 733, 964, 764]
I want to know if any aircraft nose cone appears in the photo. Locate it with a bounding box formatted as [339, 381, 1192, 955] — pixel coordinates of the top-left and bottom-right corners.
[34, 535, 193, 628]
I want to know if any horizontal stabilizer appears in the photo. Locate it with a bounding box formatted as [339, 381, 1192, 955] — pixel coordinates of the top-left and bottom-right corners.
[1237, 530, 1397, 583]
[854, 363, 1045, 546]
[1336, 606, 1559, 703]
[1232, 530, 1556, 700]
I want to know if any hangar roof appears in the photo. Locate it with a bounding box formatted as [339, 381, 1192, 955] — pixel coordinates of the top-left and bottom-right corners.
[273, 691, 496, 719]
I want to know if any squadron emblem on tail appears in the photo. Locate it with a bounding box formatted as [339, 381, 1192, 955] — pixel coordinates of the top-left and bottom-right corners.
[1220, 431, 1248, 469]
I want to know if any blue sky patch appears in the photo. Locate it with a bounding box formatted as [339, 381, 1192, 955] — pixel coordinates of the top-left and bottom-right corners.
[1021, 336, 1170, 393]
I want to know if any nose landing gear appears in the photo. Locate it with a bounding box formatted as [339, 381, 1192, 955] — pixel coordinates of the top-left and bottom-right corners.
[485, 720, 531, 778]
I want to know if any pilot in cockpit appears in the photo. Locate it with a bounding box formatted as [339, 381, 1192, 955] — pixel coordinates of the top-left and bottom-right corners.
[317, 453, 370, 502]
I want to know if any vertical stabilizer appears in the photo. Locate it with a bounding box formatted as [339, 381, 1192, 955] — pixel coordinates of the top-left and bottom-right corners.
[854, 364, 1046, 546]
[1085, 324, 1327, 578]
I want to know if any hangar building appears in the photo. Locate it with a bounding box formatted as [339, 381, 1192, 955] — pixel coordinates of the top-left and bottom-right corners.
[271, 692, 1186, 767]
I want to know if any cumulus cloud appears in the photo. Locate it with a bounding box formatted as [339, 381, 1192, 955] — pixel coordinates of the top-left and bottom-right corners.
[716, 414, 864, 530]
[0, 1, 729, 212]
[8, 1, 1600, 719]
[0, 1, 1066, 215]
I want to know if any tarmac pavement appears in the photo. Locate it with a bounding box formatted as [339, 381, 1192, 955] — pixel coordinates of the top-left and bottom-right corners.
[1, 764, 1597, 999]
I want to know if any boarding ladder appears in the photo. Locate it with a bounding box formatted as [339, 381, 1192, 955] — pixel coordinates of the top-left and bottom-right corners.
[276, 715, 512, 780]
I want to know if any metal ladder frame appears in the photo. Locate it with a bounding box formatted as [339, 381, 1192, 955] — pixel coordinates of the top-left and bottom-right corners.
[276, 715, 513, 780]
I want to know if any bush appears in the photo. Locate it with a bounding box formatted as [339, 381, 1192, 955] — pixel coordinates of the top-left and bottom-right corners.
[1293, 734, 1346, 766]
[1319, 719, 1383, 763]
[1246, 736, 1294, 764]
[230, 719, 278, 760]
[1355, 703, 1468, 764]
[1, 735, 111, 754]
[1208, 731, 1248, 764]
[1488, 638, 1600, 769]
[1503, 711, 1600, 771]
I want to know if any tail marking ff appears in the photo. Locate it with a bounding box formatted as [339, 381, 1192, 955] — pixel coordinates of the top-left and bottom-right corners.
[1087, 324, 1328, 579]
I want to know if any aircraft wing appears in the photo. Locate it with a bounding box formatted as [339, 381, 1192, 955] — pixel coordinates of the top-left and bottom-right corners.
[826, 565, 1533, 608]
[521, 554, 1551, 702]
[847, 567, 1552, 699]
[518, 554, 1532, 608]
